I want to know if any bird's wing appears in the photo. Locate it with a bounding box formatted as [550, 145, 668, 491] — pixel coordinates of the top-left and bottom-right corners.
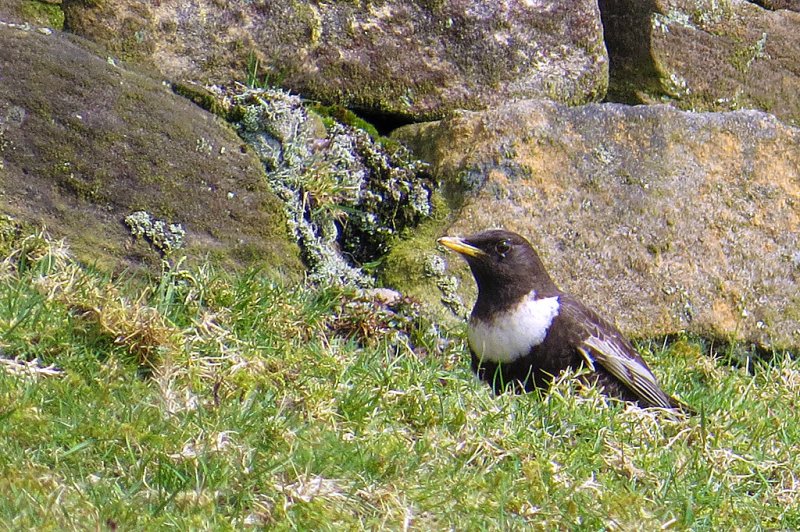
[578, 334, 674, 409]
[561, 298, 674, 409]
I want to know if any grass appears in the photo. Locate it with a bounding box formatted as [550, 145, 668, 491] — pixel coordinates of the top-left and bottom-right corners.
[1, 227, 799, 529]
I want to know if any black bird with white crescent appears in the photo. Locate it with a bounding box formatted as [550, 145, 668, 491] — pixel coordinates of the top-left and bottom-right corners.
[438, 229, 689, 411]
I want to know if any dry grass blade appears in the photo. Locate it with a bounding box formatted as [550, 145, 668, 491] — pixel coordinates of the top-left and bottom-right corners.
[0, 356, 62, 377]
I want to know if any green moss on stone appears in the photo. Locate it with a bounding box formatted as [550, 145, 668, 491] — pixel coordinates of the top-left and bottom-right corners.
[71, 0, 105, 7]
[728, 32, 768, 75]
[20, 0, 65, 29]
[378, 191, 466, 319]
[172, 82, 228, 119]
[309, 103, 380, 139]
[62, 175, 105, 202]
[0, 215, 26, 256]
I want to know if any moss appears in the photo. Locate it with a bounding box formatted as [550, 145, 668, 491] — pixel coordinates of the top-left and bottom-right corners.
[230, 242, 268, 264]
[416, 0, 449, 13]
[297, 62, 449, 122]
[70, 0, 105, 7]
[728, 32, 769, 75]
[292, 2, 322, 44]
[646, 240, 672, 256]
[378, 191, 466, 319]
[50, 156, 108, 203]
[61, 175, 105, 202]
[0, 215, 27, 256]
[171, 82, 228, 119]
[114, 8, 156, 61]
[137, 173, 169, 186]
[20, 0, 65, 29]
[309, 103, 381, 139]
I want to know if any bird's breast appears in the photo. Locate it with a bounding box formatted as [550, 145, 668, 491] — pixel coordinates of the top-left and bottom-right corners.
[468, 294, 560, 363]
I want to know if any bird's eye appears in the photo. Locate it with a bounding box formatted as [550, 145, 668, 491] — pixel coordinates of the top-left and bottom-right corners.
[495, 240, 511, 257]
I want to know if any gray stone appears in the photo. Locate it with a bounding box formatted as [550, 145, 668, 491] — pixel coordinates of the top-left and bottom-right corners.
[61, 0, 608, 120]
[751, 0, 800, 11]
[601, 0, 800, 125]
[392, 100, 800, 349]
[0, 22, 302, 276]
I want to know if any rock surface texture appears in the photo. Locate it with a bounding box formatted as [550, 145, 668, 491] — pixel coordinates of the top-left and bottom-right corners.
[601, 0, 800, 125]
[751, 0, 800, 11]
[2, 2, 798, 351]
[394, 100, 800, 349]
[61, 0, 608, 120]
[0, 22, 301, 275]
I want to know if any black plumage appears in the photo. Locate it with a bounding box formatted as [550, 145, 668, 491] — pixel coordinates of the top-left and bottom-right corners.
[438, 229, 689, 411]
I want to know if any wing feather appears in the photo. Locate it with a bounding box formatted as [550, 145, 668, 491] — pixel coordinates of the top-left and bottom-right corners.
[561, 297, 674, 409]
[579, 335, 673, 408]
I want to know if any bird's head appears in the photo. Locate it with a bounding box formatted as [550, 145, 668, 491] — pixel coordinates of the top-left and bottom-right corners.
[438, 229, 559, 311]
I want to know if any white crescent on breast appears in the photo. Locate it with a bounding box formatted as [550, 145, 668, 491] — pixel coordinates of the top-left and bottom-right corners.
[468, 293, 560, 363]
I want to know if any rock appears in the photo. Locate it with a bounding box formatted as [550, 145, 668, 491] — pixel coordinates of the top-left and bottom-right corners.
[600, 0, 800, 125]
[751, 0, 800, 11]
[0, 23, 302, 277]
[391, 100, 800, 349]
[61, 0, 608, 120]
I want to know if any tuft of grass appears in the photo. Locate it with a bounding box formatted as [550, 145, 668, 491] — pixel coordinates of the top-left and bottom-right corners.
[1, 225, 799, 528]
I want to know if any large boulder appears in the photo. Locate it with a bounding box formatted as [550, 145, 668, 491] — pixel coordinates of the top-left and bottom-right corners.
[600, 0, 800, 126]
[391, 100, 800, 350]
[61, 0, 608, 120]
[0, 22, 302, 276]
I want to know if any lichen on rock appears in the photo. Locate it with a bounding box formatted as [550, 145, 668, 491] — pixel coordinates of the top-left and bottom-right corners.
[125, 210, 186, 256]
[423, 253, 467, 318]
[228, 87, 434, 286]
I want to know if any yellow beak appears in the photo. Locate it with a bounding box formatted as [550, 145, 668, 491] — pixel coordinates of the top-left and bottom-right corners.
[437, 236, 487, 258]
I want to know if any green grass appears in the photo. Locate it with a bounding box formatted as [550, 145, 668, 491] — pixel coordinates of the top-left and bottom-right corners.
[1, 229, 799, 529]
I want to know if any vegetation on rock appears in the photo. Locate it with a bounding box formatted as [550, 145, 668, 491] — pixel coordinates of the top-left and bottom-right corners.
[225, 87, 434, 286]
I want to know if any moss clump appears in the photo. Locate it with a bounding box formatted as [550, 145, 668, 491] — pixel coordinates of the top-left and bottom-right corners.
[378, 192, 465, 319]
[309, 103, 380, 139]
[171, 82, 228, 118]
[58, 172, 105, 203]
[0, 215, 25, 253]
[20, 0, 65, 29]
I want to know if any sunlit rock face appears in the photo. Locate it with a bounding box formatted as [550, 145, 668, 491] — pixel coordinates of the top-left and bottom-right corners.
[393, 100, 800, 350]
[61, 0, 608, 120]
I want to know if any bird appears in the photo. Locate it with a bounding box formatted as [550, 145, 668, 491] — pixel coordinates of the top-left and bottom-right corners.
[438, 229, 689, 411]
